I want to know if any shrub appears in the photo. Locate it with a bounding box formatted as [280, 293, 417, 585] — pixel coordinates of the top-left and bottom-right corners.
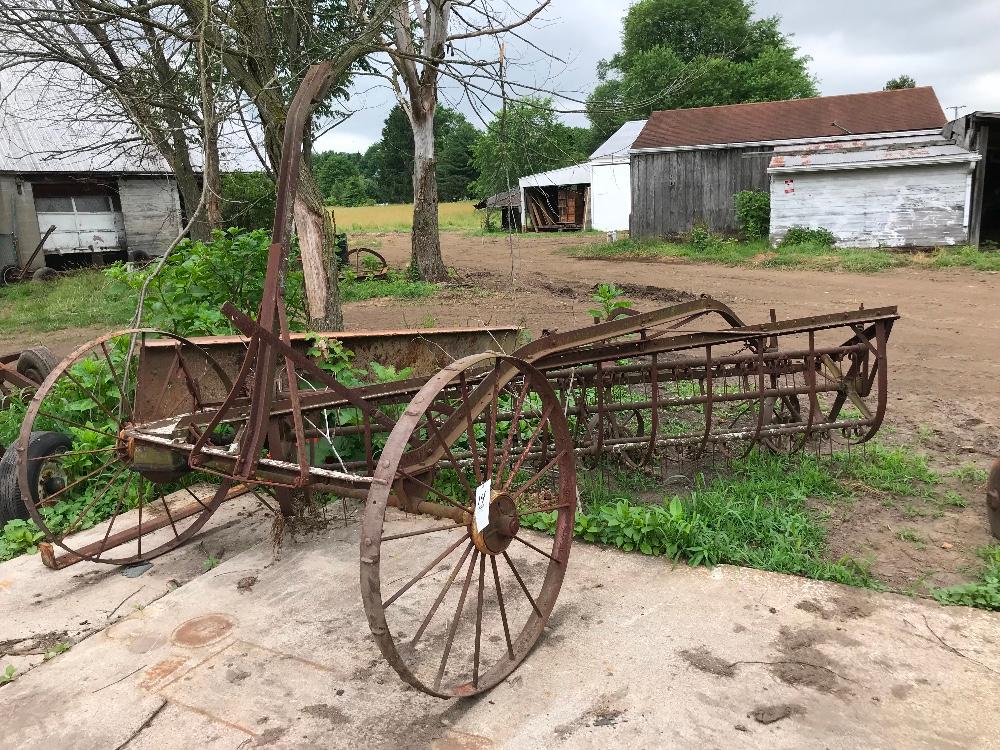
[106, 228, 307, 336]
[779, 226, 837, 247]
[221, 172, 277, 232]
[733, 189, 770, 239]
[687, 224, 716, 251]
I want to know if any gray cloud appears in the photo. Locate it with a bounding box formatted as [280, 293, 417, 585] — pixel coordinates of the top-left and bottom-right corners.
[316, 0, 1000, 153]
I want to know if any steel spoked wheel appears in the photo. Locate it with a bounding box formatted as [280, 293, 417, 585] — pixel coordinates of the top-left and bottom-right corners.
[342, 248, 388, 280]
[18, 329, 233, 566]
[361, 354, 576, 698]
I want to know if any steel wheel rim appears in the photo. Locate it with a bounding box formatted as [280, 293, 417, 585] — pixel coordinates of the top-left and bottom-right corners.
[361, 353, 576, 698]
[18, 328, 234, 566]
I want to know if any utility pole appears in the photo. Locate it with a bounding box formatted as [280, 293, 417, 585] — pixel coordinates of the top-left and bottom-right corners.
[948, 105, 968, 120]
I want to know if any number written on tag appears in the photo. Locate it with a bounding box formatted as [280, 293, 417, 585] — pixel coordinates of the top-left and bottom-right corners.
[474, 480, 492, 531]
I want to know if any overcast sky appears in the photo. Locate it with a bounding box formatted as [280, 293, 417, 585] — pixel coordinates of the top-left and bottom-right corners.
[315, 0, 1000, 154]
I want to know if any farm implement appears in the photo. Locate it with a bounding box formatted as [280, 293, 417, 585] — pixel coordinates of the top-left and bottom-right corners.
[14, 63, 899, 698]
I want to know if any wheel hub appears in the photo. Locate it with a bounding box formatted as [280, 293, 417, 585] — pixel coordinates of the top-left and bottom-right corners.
[470, 492, 520, 555]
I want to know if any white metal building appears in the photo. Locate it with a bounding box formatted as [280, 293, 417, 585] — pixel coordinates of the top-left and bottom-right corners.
[517, 120, 646, 232]
[768, 135, 982, 247]
[589, 120, 645, 232]
[0, 81, 183, 271]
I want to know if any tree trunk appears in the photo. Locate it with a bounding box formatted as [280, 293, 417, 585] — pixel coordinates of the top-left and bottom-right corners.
[173, 160, 212, 242]
[410, 102, 448, 281]
[293, 164, 343, 330]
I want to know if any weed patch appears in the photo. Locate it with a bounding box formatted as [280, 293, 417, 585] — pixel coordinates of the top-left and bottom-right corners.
[932, 546, 1000, 611]
[0, 270, 136, 335]
[565, 238, 1000, 274]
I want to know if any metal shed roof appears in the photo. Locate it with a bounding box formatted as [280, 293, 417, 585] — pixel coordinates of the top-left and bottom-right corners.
[767, 135, 980, 174]
[0, 75, 172, 174]
[519, 163, 591, 188]
[633, 88, 947, 152]
[590, 120, 646, 163]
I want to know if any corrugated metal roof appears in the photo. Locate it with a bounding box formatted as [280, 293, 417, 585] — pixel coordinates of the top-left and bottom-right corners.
[474, 189, 520, 209]
[590, 120, 646, 162]
[768, 134, 980, 173]
[519, 163, 591, 188]
[0, 74, 172, 174]
[633, 88, 947, 152]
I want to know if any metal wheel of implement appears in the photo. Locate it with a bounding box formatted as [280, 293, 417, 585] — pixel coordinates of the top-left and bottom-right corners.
[342, 248, 388, 280]
[18, 329, 233, 566]
[361, 353, 576, 698]
[987, 458, 1000, 541]
[0, 265, 21, 286]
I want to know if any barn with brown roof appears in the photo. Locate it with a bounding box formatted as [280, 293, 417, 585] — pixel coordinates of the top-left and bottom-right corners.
[629, 88, 954, 241]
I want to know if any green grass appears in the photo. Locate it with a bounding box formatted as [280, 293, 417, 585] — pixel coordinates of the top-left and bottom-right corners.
[523, 442, 946, 591]
[933, 546, 1000, 610]
[0, 267, 438, 336]
[332, 201, 479, 232]
[565, 237, 1000, 274]
[0, 270, 136, 335]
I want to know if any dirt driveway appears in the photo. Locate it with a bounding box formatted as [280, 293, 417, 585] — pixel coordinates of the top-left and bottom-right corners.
[347, 232, 1000, 591]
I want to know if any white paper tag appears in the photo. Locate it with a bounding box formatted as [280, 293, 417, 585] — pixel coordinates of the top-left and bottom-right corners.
[474, 479, 492, 531]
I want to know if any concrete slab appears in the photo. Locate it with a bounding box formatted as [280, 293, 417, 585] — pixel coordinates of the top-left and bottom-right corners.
[1, 516, 999, 749]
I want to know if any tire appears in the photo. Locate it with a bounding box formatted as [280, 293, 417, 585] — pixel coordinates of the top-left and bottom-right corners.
[15, 346, 59, 385]
[0, 431, 72, 525]
[129, 250, 151, 263]
[0, 265, 21, 285]
[31, 267, 58, 283]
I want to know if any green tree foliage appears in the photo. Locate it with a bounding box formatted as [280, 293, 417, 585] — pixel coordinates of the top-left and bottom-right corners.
[586, 0, 818, 142]
[884, 74, 916, 90]
[471, 97, 592, 198]
[220, 172, 277, 232]
[366, 105, 482, 204]
[313, 152, 372, 207]
[437, 120, 482, 201]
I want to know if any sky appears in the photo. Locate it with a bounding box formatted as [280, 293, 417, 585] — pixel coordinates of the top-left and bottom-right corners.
[315, 0, 1000, 154]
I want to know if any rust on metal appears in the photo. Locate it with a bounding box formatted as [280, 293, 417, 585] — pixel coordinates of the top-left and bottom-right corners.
[14, 60, 903, 699]
[170, 613, 236, 648]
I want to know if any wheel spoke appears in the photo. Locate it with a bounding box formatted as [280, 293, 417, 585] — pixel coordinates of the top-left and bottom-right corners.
[510, 450, 568, 502]
[512, 534, 562, 564]
[60, 462, 128, 537]
[394, 469, 471, 515]
[458, 372, 482, 484]
[473, 552, 485, 688]
[37, 411, 118, 440]
[382, 523, 463, 542]
[158, 489, 180, 538]
[423, 416, 474, 499]
[518, 502, 571, 516]
[491, 555, 514, 659]
[137, 476, 145, 558]
[383, 534, 467, 609]
[502, 550, 542, 617]
[62, 370, 121, 428]
[485, 368, 498, 482]
[26, 446, 116, 463]
[100, 342, 133, 421]
[434, 549, 478, 692]
[35, 456, 119, 508]
[97, 474, 133, 558]
[410, 541, 474, 648]
[501, 405, 553, 492]
[494, 378, 531, 484]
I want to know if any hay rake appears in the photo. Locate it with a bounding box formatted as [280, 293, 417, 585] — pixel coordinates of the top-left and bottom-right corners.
[16, 63, 898, 698]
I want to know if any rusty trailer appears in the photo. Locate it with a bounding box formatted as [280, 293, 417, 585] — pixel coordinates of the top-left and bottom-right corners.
[15, 62, 899, 699]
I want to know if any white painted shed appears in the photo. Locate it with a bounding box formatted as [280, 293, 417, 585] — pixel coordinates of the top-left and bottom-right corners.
[768, 135, 982, 248]
[516, 121, 647, 232]
[589, 120, 646, 232]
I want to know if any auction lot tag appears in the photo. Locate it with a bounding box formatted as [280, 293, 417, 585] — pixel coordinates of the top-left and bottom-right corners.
[475, 480, 492, 531]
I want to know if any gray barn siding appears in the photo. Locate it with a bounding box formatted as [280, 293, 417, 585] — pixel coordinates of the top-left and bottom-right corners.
[118, 177, 183, 257]
[769, 164, 971, 247]
[630, 146, 773, 238]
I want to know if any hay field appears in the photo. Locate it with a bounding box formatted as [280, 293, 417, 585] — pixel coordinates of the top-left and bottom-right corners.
[330, 201, 479, 232]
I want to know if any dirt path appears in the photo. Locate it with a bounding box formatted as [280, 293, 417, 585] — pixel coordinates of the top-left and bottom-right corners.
[351, 232, 1000, 591]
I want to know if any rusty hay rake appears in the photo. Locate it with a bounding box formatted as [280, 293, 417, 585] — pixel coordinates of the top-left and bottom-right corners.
[15, 62, 898, 698]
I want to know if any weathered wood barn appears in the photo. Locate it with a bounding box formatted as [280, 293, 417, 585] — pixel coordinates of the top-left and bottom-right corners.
[629, 88, 949, 240]
[768, 134, 980, 247]
[943, 112, 1000, 246]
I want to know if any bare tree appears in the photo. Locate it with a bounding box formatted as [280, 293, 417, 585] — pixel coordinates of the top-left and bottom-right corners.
[350, 0, 550, 282]
[0, 0, 224, 240]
